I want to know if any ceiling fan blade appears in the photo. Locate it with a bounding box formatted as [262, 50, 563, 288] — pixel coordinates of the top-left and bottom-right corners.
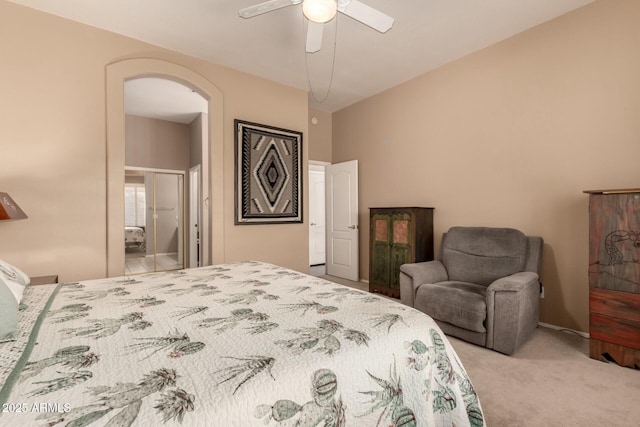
[338, 0, 394, 33]
[306, 21, 324, 53]
[239, 0, 301, 19]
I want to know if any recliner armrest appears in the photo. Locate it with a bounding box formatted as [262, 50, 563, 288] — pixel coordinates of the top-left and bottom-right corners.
[486, 271, 540, 354]
[399, 261, 448, 307]
[487, 271, 539, 293]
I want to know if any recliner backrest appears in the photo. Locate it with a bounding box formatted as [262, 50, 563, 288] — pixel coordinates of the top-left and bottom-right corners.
[441, 227, 528, 286]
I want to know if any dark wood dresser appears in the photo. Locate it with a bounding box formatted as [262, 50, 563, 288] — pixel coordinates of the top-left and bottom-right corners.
[369, 207, 434, 298]
[30, 275, 59, 285]
[585, 188, 640, 368]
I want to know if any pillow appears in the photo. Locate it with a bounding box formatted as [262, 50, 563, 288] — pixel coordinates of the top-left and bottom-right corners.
[0, 259, 30, 286]
[1, 276, 24, 304]
[0, 278, 19, 341]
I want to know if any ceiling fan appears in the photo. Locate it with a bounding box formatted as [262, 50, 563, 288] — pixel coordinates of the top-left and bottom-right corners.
[239, 0, 394, 53]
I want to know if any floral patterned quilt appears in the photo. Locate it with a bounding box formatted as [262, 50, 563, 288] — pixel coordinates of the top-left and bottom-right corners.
[0, 261, 484, 426]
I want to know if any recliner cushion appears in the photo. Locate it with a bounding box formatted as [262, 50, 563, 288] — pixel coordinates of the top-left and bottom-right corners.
[442, 227, 528, 286]
[414, 281, 488, 333]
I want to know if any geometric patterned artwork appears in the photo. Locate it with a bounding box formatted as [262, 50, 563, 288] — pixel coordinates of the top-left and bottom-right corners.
[235, 120, 303, 224]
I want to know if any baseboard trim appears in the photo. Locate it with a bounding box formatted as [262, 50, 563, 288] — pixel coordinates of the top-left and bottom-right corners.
[538, 322, 590, 339]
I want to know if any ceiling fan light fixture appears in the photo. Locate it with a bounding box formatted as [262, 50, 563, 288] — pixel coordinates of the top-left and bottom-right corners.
[303, 0, 337, 23]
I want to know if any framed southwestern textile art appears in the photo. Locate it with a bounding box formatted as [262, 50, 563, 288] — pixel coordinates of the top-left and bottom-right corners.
[235, 120, 303, 224]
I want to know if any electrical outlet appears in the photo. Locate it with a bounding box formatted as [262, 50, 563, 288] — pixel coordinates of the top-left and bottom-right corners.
[540, 286, 545, 299]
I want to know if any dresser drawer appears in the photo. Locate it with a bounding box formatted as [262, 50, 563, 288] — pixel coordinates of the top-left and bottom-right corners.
[590, 288, 640, 350]
[589, 288, 640, 323]
[590, 313, 640, 350]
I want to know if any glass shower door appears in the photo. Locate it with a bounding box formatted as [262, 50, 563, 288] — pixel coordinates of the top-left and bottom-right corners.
[153, 172, 184, 272]
[125, 169, 184, 275]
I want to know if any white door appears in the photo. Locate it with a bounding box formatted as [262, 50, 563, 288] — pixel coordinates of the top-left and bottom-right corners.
[326, 160, 359, 281]
[189, 165, 201, 268]
[309, 164, 326, 266]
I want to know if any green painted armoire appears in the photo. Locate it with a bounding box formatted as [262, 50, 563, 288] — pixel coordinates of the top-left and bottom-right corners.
[369, 207, 434, 298]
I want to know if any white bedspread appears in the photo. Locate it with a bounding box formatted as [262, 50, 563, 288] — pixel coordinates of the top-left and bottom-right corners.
[0, 261, 483, 426]
[124, 226, 145, 244]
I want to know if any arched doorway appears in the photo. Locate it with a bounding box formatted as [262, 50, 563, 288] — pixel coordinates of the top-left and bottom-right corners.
[106, 58, 224, 277]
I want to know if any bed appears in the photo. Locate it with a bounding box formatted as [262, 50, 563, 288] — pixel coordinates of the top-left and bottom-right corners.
[0, 261, 484, 426]
[124, 226, 146, 250]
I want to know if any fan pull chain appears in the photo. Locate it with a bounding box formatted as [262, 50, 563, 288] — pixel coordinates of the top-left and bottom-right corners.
[304, 12, 338, 103]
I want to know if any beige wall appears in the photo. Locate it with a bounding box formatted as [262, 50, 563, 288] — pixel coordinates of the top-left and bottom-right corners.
[125, 114, 190, 171]
[332, 0, 640, 333]
[308, 108, 332, 162]
[0, 1, 309, 281]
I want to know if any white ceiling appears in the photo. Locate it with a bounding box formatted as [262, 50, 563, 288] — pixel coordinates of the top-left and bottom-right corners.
[11, 0, 594, 113]
[125, 78, 208, 124]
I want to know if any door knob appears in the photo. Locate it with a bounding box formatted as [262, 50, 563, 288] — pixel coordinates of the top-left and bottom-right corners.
[348, 225, 358, 230]
[310, 222, 316, 226]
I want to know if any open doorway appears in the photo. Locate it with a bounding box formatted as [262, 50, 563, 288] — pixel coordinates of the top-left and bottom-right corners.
[309, 161, 329, 276]
[123, 77, 207, 274]
[106, 58, 225, 278]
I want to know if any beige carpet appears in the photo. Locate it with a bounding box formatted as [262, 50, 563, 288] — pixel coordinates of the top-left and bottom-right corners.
[449, 327, 640, 426]
[320, 274, 640, 426]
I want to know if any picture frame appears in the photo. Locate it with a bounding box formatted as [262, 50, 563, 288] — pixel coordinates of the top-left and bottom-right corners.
[234, 119, 303, 224]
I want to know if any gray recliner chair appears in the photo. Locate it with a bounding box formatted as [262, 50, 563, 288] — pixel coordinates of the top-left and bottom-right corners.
[399, 227, 543, 355]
